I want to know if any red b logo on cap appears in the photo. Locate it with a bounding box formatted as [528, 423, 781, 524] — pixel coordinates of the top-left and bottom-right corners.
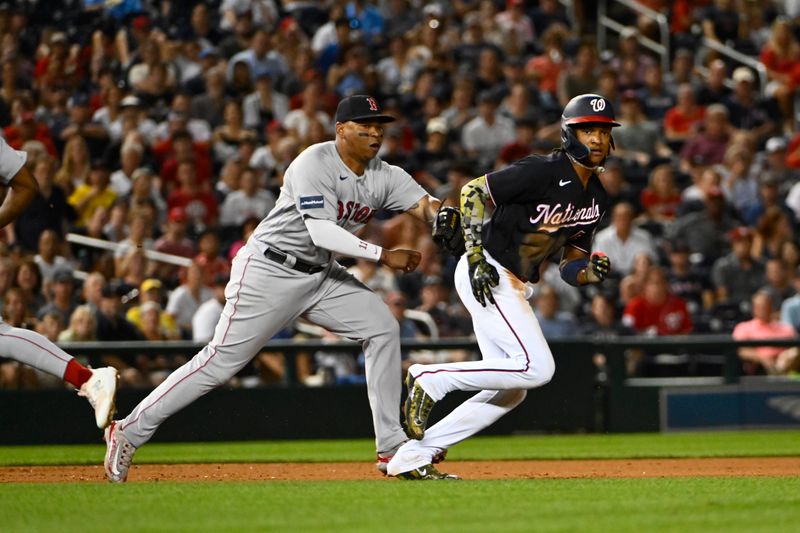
[366, 97, 379, 111]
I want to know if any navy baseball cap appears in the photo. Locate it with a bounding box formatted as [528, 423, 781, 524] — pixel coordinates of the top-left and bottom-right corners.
[335, 95, 396, 124]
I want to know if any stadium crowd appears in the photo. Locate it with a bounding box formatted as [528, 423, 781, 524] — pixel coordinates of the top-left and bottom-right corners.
[1, 0, 800, 390]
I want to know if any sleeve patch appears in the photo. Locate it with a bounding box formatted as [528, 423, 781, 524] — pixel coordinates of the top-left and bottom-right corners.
[299, 195, 325, 209]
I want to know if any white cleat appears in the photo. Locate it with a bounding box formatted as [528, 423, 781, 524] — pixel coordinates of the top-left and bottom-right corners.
[104, 420, 136, 483]
[78, 367, 119, 429]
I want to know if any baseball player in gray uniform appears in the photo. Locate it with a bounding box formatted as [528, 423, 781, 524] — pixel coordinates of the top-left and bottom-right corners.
[104, 95, 448, 482]
[0, 136, 119, 429]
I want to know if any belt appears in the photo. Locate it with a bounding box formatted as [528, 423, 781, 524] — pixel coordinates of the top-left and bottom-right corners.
[264, 247, 326, 274]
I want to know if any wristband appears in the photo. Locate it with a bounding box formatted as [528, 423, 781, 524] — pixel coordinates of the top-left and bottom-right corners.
[560, 258, 589, 287]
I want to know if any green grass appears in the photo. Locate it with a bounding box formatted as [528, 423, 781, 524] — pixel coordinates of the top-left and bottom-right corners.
[3, 431, 799, 532]
[2, 477, 799, 533]
[1, 430, 800, 466]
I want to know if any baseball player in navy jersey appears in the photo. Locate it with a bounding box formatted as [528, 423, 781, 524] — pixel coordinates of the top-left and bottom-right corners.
[104, 95, 452, 482]
[0, 137, 118, 429]
[388, 94, 618, 480]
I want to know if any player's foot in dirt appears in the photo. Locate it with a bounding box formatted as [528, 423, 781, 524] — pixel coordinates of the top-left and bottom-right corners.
[104, 421, 136, 483]
[403, 373, 435, 440]
[78, 367, 119, 429]
[394, 464, 460, 480]
[376, 449, 447, 475]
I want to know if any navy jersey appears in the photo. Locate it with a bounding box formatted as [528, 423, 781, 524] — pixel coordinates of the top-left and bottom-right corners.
[484, 151, 609, 282]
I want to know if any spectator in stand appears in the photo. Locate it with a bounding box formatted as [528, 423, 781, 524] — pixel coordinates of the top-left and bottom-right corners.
[639, 164, 682, 227]
[80, 272, 106, 314]
[126, 278, 179, 341]
[496, 115, 538, 168]
[3, 111, 57, 157]
[695, 59, 731, 106]
[211, 100, 258, 165]
[218, 166, 276, 228]
[593, 202, 657, 277]
[533, 284, 577, 339]
[125, 167, 167, 224]
[37, 266, 78, 328]
[557, 42, 598, 106]
[59, 93, 109, 160]
[623, 266, 693, 345]
[95, 281, 142, 342]
[666, 240, 715, 320]
[679, 103, 732, 174]
[242, 72, 289, 134]
[780, 266, 800, 335]
[191, 66, 227, 129]
[58, 298, 96, 339]
[760, 258, 796, 309]
[194, 231, 230, 287]
[54, 135, 91, 195]
[723, 67, 780, 144]
[640, 63, 674, 121]
[751, 206, 796, 262]
[759, 18, 800, 132]
[2, 287, 34, 329]
[153, 206, 195, 283]
[754, 137, 797, 198]
[610, 26, 656, 88]
[461, 90, 515, 170]
[192, 275, 228, 344]
[113, 210, 154, 276]
[33, 229, 73, 284]
[525, 24, 568, 108]
[701, 0, 740, 46]
[14, 156, 74, 253]
[347, 258, 399, 298]
[663, 48, 699, 95]
[166, 161, 219, 235]
[595, 158, 639, 220]
[156, 130, 213, 195]
[499, 81, 539, 126]
[720, 144, 759, 219]
[166, 261, 214, 339]
[667, 186, 737, 266]
[711, 226, 766, 306]
[612, 90, 671, 175]
[410, 117, 454, 188]
[745, 168, 796, 227]
[68, 159, 117, 229]
[663, 83, 705, 149]
[733, 290, 799, 375]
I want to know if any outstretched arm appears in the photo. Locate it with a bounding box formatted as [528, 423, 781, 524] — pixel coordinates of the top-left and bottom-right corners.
[304, 217, 420, 272]
[405, 194, 442, 224]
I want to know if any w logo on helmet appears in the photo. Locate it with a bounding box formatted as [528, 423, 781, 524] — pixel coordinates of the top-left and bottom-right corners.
[590, 98, 606, 112]
[366, 97, 379, 111]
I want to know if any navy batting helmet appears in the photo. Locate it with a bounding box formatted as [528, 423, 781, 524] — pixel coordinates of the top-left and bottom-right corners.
[560, 94, 620, 168]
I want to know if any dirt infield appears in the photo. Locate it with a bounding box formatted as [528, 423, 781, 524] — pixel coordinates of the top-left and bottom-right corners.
[2, 457, 799, 483]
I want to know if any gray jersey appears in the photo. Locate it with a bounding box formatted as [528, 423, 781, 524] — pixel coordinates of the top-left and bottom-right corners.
[0, 136, 26, 184]
[252, 141, 426, 264]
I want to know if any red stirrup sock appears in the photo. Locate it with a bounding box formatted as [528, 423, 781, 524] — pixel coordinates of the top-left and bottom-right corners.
[64, 359, 93, 388]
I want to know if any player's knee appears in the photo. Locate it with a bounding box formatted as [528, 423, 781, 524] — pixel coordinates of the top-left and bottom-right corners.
[524, 354, 555, 387]
[499, 389, 527, 410]
[371, 310, 400, 340]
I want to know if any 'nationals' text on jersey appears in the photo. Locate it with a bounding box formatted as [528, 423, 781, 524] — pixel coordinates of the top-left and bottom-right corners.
[484, 151, 609, 282]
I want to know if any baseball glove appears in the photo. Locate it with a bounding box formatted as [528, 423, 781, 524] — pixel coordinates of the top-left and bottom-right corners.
[432, 206, 466, 257]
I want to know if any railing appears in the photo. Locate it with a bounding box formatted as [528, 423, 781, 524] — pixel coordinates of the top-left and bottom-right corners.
[597, 0, 670, 73]
[66, 233, 193, 267]
[58, 335, 800, 387]
[695, 37, 769, 96]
